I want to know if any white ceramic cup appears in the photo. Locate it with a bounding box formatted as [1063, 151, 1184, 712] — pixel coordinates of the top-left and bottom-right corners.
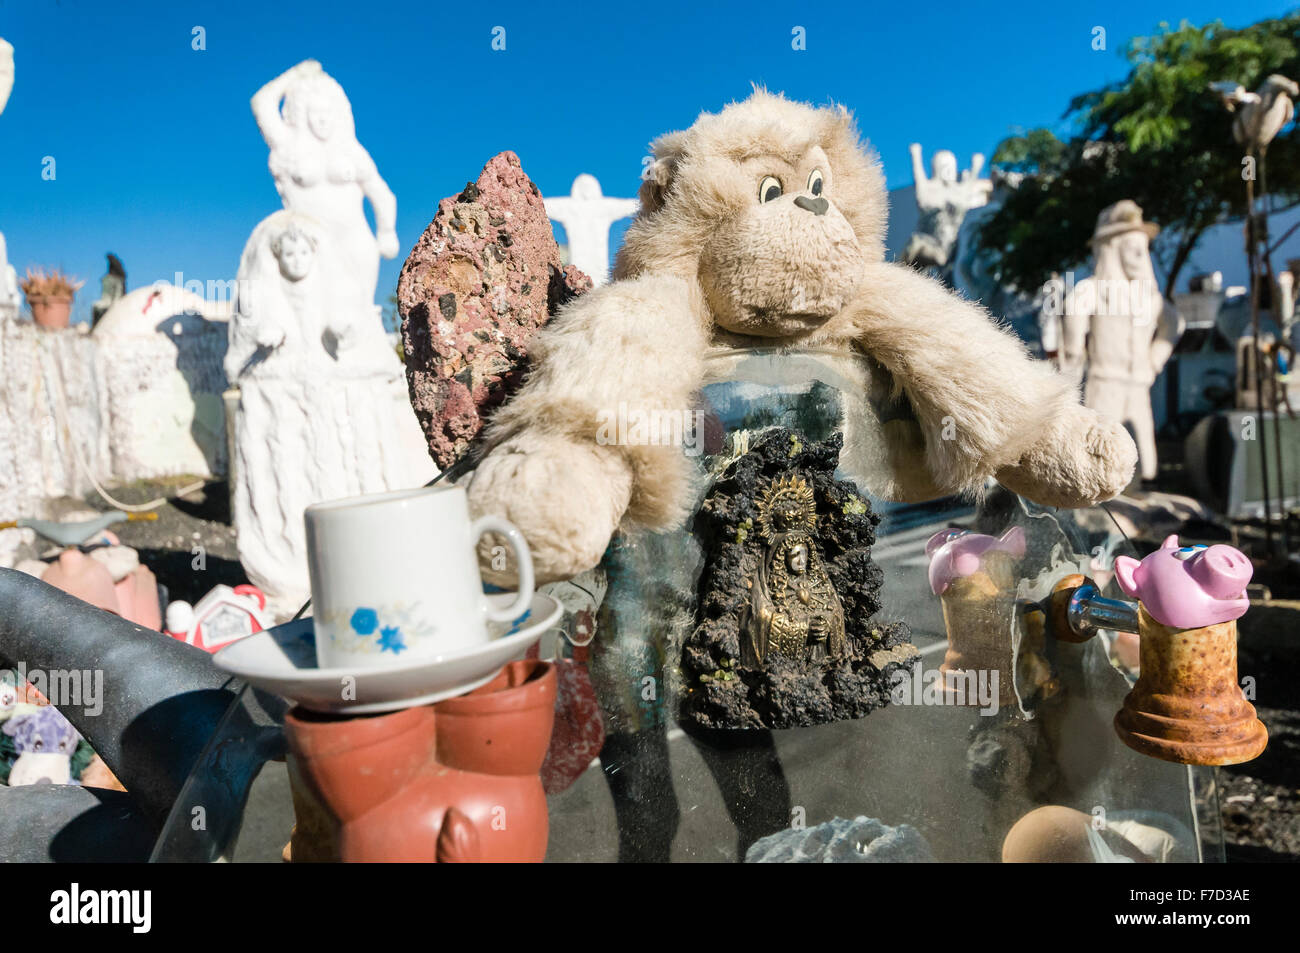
[304, 485, 534, 669]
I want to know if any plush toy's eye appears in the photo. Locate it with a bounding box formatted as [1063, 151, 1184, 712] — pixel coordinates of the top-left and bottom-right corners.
[759, 176, 783, 203]
[33, 738, 43, 751]
[1173, 545, 1207, 561]
[808, 168, 824, 195]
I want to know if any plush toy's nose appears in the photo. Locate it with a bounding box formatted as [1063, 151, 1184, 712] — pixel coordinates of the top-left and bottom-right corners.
[793, 195, 828, 216]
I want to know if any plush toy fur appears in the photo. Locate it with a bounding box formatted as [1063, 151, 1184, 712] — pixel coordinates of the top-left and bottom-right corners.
[469, 90, 1137, 583]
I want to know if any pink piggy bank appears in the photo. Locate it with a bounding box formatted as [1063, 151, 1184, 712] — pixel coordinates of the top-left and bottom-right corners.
[1113, 535, 1252, 629]
[926, 527, 1027, 596]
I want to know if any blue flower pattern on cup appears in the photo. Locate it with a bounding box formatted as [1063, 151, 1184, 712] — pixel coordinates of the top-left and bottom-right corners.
[377, 626, 406, 654]
[347, 607, 410, 654]
[350, 608, 379, 636]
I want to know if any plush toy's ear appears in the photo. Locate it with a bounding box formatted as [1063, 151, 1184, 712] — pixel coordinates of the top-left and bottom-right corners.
[1114, 555, 1141, 597]
[1160, 534, 1180, 550]
[637, 130, 686, 216]
[816, 102, 887, 261]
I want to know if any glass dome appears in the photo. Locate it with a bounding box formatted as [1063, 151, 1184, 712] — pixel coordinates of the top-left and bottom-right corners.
[152, 347, 1222, 863]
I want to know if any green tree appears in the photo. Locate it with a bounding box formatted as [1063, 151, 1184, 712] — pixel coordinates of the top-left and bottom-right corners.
[978, 14, 1300, 299]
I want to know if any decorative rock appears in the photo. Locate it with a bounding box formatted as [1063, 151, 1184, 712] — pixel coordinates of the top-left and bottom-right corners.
[746, 815, 936, 863]
[681, 428, 915, 729]
[398, 152, 592, 470]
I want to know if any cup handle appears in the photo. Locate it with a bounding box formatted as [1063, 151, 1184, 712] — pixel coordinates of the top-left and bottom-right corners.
[472, 515, 536, 624]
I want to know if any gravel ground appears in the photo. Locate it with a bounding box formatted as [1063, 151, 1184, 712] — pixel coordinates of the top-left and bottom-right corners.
[1222, 601, 1300, 863]
[42, 477, 248, 605]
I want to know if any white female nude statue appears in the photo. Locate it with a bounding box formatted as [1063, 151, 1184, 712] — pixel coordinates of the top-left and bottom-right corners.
[230, 64, 434, 615]
[252, 59, 398, 321]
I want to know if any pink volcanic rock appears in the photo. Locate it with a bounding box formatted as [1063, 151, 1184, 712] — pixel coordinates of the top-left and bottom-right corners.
[398, 152, 593, 470]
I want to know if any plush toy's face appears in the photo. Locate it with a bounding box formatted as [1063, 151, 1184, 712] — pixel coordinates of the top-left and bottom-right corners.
[616, 91, 888, 339]
[696, 144, 866, 336]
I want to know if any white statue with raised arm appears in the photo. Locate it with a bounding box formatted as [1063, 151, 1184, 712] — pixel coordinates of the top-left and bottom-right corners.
[544, 174, 639, 286]
[229, 62, 434, 616]
[903, 143, 993, 274]
[251, 59, 399, 322]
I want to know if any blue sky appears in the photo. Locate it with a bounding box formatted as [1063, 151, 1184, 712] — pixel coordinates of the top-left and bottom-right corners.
[0, 0, 1295, 323]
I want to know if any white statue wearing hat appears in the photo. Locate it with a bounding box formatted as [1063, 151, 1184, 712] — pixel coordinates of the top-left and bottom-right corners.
[1062, 201, 1184, 484]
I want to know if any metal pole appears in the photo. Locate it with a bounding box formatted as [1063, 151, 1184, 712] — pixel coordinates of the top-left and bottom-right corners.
[1247, 167, 1276, 552]
[1259, 152, 1292, 552]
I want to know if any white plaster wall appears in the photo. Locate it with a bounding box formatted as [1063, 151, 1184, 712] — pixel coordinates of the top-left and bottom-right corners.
[0, 320, 111, 521]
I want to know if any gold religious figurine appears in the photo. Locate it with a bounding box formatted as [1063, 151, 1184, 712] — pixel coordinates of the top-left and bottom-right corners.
[742, 474, 848, 666]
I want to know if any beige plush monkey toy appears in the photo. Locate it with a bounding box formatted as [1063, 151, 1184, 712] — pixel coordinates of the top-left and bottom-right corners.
[467, 90, 1137, 583]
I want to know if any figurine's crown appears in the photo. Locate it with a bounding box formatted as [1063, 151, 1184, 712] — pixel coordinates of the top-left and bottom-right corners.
[756, 474, 817, 541]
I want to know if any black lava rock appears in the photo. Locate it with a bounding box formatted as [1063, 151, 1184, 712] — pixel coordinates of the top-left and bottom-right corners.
[681, 427, 915, 729]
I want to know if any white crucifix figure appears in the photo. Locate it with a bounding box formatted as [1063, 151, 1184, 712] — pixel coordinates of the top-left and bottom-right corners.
[545, 174, 640, 286]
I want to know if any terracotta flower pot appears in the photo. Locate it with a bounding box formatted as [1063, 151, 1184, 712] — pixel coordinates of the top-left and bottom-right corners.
[28, 295, 73, 329]
[285, 659, 557, 863]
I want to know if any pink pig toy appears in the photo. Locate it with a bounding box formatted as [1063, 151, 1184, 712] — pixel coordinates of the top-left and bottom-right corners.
[1113, 535, 1252, 630]
[926, 527, 1027, 596]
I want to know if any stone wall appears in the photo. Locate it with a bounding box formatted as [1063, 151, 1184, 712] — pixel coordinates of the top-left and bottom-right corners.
[1, 287, 233, 566]
[0, 321, 111, 523]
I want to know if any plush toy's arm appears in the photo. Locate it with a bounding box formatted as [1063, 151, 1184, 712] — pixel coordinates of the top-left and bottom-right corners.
[840, 262, 1135, 507]
[468, 274, 710, 583]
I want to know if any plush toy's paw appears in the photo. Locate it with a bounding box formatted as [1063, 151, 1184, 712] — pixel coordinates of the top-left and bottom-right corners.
[467, 433, 633, 585]
[995, 406, 1137, 508]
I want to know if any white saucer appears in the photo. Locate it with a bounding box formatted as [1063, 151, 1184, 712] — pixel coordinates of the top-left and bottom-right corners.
[212, 593, 562, 714]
